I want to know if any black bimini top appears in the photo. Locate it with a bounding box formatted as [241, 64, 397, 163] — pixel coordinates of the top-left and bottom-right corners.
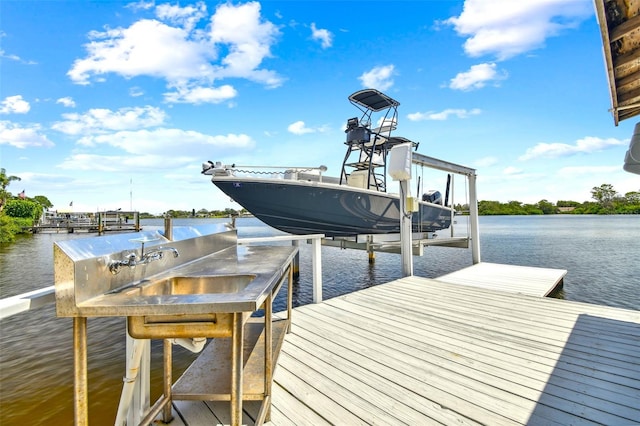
[349, 89, 400, 112]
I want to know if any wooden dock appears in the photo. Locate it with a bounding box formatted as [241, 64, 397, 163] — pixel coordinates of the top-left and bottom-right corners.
[159, 275, 640, 425]
[437, 262, 567, 297]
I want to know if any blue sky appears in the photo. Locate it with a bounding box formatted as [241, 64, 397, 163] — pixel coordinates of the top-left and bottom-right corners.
[1, 0, 638, 214]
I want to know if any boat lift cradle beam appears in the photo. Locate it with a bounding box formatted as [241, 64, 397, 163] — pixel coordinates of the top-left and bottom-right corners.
[412, 152, 480, 264]
[323, 152, 481, 264]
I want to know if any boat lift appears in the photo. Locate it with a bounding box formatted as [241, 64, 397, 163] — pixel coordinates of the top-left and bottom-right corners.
[321, 152, 480, 265]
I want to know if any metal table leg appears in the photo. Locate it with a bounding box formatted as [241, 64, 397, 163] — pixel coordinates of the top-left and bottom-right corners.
[230, 312, 244, 426]
[73, 317, 88, 426]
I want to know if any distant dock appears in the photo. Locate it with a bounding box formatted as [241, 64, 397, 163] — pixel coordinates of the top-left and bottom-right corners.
[161, 269, 639, 425]
[29, 210, 140, 234]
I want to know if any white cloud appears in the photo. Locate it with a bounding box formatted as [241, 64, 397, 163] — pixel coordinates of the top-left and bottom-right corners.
[56, 97, 76, 108]
[443, 0, 592, 60]
[163, 84, 237, 104]
[311, 23, 333, 49]
[287, 121, 314, 135]
[52, 106, 167, 135]
[0, 49, 21, 62]
[129, 87, 144, 97]
[208, 2, 282, 86]
[503, 166, 523, 175]
[75, 128, 254, 155]
[449, 63, 506, 91]
[359, 65, 395, 91]
[0, 48, 36, 65]
[68, 19, 215, 84]
[519, 136, 627, 160]
[557, 165, 623, 177]
[56, 153, 201, 173]
[125, 0, 154, 12]
[0, 95, 30, 114]
[407, 108, 481, 121]
[0, 121, 55, 148]
[67, 1, 282, 99]
[155, 1, 207, 32]
[474, 156, 499, 167]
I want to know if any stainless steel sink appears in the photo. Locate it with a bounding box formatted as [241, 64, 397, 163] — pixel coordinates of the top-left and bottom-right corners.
[53, 224, 298, 426]
[121, 274, 256, 297]
[126, 274, 257, 339]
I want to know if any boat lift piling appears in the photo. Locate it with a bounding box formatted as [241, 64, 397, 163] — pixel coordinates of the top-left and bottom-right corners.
[389, 143, 414, 276]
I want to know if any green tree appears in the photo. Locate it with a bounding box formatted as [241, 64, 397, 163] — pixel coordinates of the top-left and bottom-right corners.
[0, 214, 22, 243]
[4, 199, 43, 221]
[0, 168, 21, 211]
[591, 184, 617, 212]
[557, 200, 580, 208]
[32, 195, 53, 209]
[625, 191, 640, 204]
[536, 199, 557, 214]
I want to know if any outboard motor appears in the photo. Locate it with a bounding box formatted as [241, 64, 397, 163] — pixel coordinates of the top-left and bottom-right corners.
[422, 190, 442, 205]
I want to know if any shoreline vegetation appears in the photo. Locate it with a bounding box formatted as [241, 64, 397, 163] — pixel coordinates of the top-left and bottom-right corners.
[1, 167, 639, 244]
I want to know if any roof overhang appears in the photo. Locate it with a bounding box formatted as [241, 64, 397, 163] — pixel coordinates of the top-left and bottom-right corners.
[595, 0, 640, 125]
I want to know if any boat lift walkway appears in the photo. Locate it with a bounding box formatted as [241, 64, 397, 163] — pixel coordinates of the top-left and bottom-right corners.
[164, 275, 640, 426]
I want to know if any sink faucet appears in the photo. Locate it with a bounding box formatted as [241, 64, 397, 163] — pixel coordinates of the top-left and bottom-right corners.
[139, 247, 179, 264]
[109, 247, 179, 275]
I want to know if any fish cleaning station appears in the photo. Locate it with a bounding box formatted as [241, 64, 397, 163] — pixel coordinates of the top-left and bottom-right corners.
[2, 1, 640, 422]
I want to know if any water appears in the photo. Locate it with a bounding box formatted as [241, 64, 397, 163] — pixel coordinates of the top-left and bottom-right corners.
[1, 215, 638, 425]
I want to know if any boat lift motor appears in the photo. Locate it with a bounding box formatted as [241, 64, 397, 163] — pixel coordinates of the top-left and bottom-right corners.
[422, 190, 443, 205]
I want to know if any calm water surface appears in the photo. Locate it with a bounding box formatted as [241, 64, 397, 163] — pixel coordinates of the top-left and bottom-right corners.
[1, 215, 638, 425]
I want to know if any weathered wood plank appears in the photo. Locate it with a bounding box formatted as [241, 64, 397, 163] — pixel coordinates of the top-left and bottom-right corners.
[268, 383, 333, 426]
[322, 293, 640, 406]
[305, 298, 640, 422]
[293, 305, 585, 425]
[172, 400, 214, 425]
[281, 333, 460, 425]
[436, 262, 566, 296]
[163, 273, 640, 426]
[370, 281, 640, 360]
[273, 361, 368, 425]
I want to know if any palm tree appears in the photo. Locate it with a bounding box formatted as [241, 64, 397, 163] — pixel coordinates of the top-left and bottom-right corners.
[0, 168, 21, 211]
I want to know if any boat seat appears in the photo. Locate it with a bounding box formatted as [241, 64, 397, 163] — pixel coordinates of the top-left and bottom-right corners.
[372, 118, 396, 136]
[366, 117, 396, 147]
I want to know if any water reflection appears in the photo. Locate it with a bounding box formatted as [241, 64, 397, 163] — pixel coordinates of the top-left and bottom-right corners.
[1, 215, 638, 425]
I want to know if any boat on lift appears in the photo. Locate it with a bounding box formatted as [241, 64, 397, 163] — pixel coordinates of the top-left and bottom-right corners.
[202, 89, 454, 237]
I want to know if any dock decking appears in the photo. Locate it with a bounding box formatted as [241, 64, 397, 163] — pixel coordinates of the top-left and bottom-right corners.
[160, 275, 640, 425]
[436, 262, 567, 297]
